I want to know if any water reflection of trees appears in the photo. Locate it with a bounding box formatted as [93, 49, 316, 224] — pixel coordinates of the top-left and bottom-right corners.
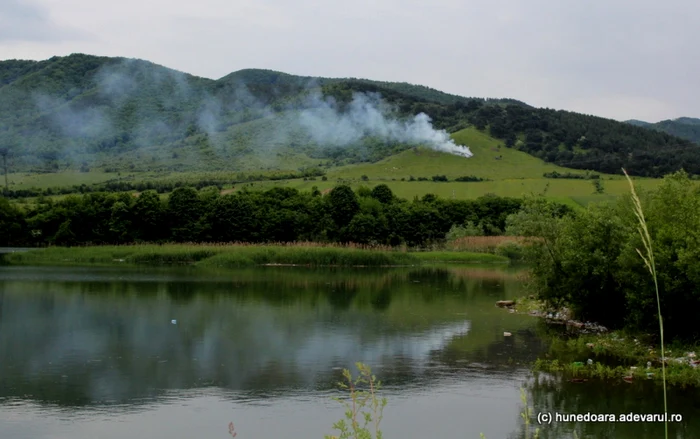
[0, 266, 533, 410]
[505, 374, 700, 439]
[370, 286, 392, 311]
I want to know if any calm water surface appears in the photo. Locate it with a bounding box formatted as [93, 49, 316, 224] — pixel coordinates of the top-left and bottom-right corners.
[0, 265, 698, 439]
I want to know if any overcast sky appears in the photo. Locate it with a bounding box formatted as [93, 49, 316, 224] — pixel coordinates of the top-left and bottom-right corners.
[1, 0, 697, 121]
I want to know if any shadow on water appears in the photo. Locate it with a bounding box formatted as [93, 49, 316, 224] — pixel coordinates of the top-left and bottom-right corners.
[325, 281, 358, 310]
[166, 281, 198, 303]
[370, 286, 392, 311]
[506, 374, 700, 439]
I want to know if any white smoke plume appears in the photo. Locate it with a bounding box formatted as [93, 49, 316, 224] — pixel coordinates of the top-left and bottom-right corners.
[12, 58, 474, 172]
[297, 91, 473, 158]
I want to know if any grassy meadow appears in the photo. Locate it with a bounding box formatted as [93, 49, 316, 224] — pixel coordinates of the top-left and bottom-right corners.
[5, 127, 668, 207]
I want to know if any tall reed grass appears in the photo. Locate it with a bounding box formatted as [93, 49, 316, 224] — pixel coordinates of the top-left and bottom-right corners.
[623, 168, 668, 439]
[7, 242, 509, 267]
[199, 245, 417, 268]
[446, 236, 537, 253]
[409, 251, 508, 263]
[8, 243, 417, 267]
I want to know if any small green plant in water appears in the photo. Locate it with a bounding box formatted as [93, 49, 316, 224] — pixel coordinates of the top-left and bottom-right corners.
[520, 387, 540, 439]
[325, 362, 388, 439]
[480, 388, 540, 439]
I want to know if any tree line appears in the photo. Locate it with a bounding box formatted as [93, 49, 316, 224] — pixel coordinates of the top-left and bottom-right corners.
[1, 168, 327, 199]
[0, 185, 539, 248]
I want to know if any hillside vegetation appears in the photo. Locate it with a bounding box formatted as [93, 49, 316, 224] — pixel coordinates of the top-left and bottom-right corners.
[1, 54, 698, 179]
[625, 117, 700, 144]
[3, 126, 668, 208]
[3, 127, 667, 209]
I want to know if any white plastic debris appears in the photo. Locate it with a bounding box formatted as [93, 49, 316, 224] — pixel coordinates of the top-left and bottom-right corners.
[503, 332, 512, 337]
[171, 319, 177, 325]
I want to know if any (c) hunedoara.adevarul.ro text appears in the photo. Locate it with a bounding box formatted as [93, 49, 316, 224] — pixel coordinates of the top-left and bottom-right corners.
[536, 412, 683, 424]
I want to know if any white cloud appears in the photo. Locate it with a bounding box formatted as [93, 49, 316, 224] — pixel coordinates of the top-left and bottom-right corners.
[0, 0, 87, 42]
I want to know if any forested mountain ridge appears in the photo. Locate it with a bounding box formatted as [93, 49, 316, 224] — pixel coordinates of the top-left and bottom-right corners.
[625, 117, 700, 144]
[1, 53, 698, 177]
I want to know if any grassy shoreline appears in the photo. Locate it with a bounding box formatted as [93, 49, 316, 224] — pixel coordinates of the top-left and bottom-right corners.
[503, 296, 700, 388]
[3, 243, 509, 268]
[532, 332, 700, 388]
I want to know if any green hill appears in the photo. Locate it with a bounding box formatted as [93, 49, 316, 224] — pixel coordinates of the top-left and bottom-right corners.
[625, 117, 700, 144]
[251, 127, 662, 207]
[1, 53, 699, 179]
[330, 127, 571, 180]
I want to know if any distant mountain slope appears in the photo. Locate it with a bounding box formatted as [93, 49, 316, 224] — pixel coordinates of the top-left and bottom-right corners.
[470, 106, 699, 176]
[0, 53, 698, 177]
[215, 68, 528, 107]
[624, 119, 651, 127]
[654, 118, 700, 143]
[625, 117, 700, 144]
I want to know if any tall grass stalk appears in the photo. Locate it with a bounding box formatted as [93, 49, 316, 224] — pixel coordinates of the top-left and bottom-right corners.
[623, 168, 668, 439]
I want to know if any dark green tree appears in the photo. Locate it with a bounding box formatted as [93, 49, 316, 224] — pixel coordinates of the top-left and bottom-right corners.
[206, 194, 259, 242]
[347, 213, 382, 244]
[167, 187, 203, 242]
[131, 191, 166, 242]
[370, 184, 394, 204]
[327, 185, 360, 228]
[53, 220, 77, 246]
[109, 201, 133, 244]
[0, 197, 28, 246]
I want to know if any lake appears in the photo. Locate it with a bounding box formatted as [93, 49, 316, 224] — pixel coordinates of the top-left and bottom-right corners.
[0, 265, 698, 439]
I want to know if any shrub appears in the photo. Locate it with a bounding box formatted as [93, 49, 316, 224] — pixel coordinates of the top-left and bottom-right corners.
[325, 363, 386, 439]
[446, 222, 483, 240]
[455, 175, 484, 182]
[495, 241, 525, 261]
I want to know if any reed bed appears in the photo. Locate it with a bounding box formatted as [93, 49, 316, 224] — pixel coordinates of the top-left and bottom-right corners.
[410, 251, 508, 263]
[7, 243, 414, 267]
[7, 242, 508, 267]
[199, 246, 417, 268]
[446, 236, 537, 253]
[445, 266, 527, 281]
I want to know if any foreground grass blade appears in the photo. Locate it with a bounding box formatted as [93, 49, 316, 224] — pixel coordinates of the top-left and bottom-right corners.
[623, 168, 668, 439]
